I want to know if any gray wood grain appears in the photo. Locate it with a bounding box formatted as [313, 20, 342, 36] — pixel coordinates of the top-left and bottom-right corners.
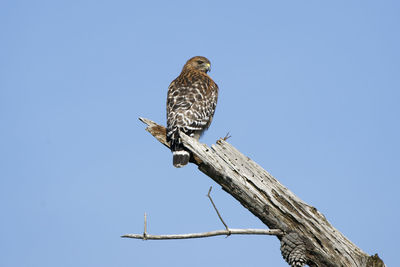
[139, 117, 385, 267]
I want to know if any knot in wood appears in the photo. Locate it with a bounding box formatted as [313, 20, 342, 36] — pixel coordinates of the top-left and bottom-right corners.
[280, 231, 307, 267]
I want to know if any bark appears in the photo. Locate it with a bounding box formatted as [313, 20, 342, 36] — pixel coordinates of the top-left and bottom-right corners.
[139, 118, 385, 267]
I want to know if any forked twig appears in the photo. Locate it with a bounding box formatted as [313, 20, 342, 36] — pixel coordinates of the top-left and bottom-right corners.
[121, 189, 283, 241]
[219, 132, 231, 142]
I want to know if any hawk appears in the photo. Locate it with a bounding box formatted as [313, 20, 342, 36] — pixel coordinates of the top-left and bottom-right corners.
[166, 56, 219, 168]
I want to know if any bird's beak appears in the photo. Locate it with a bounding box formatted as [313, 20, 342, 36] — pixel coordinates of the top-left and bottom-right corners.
[206, 63, 211, 72]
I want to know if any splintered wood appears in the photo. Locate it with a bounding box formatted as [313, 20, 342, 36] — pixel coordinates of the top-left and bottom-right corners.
[137, 118, 386, 267]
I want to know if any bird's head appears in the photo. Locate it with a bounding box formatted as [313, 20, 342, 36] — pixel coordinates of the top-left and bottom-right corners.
[183, 56, 211, 73]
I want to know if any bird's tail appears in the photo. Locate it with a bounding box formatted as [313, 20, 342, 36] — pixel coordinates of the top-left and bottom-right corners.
[168, 130, 190, 168]
[172, 148, 190, 168]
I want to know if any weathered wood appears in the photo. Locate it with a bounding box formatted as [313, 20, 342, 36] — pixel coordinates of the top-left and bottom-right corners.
[139, 117, 385, 267]
[121, 228, 283, 240]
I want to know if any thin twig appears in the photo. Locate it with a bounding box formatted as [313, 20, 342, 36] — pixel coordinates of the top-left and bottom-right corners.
[121, 228, 283, 240]
[207, 186, 230, 235]
[143, 213, 147, 240]
[223, 132, 231, 141]
[218, 132, 232, 142]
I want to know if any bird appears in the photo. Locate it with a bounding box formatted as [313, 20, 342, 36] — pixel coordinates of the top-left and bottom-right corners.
[166, 56, 219, 168]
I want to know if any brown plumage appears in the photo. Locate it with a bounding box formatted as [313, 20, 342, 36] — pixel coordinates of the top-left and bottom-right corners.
[166, 56, 219, 168]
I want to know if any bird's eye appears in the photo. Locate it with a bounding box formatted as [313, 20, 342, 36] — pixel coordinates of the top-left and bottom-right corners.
[197, 60, 204, 64]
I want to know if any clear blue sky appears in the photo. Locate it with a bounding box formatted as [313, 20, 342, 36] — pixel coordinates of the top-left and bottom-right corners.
[1, 1, 399, 266]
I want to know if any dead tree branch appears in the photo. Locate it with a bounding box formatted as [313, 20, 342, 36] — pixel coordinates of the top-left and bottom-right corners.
[122, 188, 282, 240]
[135, 117, 386, 267]
[122, 229, 283, 240]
